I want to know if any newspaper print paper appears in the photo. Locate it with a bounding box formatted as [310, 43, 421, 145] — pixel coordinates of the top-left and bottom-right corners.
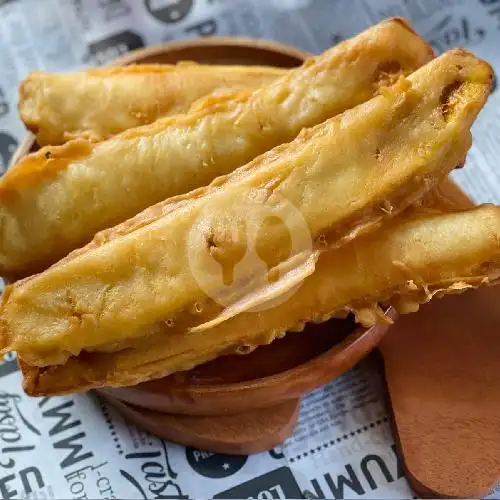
[1, 0, 499, 498]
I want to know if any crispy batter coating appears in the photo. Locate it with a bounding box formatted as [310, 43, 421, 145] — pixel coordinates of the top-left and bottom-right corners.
[19, 64, 287, 145]
[19, 205, 500, 395]
[1, 18, 433, 279]
[0, 49, 492, 368]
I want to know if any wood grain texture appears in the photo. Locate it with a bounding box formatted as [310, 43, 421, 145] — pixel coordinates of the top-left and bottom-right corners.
[382, 289, 500, 498]
[100, 392, 300, 455]
[112, 37, 309, 67]
[381, 181, 500, 498]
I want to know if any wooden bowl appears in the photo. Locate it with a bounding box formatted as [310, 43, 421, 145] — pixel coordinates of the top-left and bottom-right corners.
[99, 314, 396, 416]
[14, 38, 396, 453]
[113, 36, 310, 66]
[97, 312, 394, 454]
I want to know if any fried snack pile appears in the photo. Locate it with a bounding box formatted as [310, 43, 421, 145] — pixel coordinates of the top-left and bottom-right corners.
[0, 18, 432, 279]
[0, 17, 496, 396]
[19, 205, 500, 395]
[20, 64, 287, 145]
[0, 48, 489, 366]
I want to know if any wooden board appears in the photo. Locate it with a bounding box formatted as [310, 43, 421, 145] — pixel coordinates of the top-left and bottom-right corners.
[381, 289, 500, 498]
[100, 392, 300, 455]
[380, 180, 500, 498]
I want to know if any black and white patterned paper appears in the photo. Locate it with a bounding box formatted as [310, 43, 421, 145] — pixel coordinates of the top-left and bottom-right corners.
[1, 1, 499, 498]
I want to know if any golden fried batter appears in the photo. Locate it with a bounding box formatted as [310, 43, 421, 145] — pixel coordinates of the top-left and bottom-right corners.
[1, 18, 433, 279]
[19, 205, 500, 395]
[20, 64, 287, 145]
[0, 49, 492, 368]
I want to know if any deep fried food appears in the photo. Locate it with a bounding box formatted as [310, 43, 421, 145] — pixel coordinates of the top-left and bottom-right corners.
[19, 64, 287, 145]
[0, 48, 492, 368]
[19, 205, 500, 395]
[0, 18, 434, 279]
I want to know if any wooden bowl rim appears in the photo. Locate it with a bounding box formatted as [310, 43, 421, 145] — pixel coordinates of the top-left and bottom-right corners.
[134, 308, 397, 394]
[100, 308, 396, 416]
[112, 36, 312, 66]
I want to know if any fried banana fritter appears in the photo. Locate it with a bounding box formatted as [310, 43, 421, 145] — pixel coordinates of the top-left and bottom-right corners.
[1, 18, 433, 279]
[0, 49, 492, 368]
[19, 63, 287, 145]
[19, 205, 500, 395]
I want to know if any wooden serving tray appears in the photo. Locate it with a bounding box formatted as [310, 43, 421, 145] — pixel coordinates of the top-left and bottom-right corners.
[380, 179, 500, 498]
